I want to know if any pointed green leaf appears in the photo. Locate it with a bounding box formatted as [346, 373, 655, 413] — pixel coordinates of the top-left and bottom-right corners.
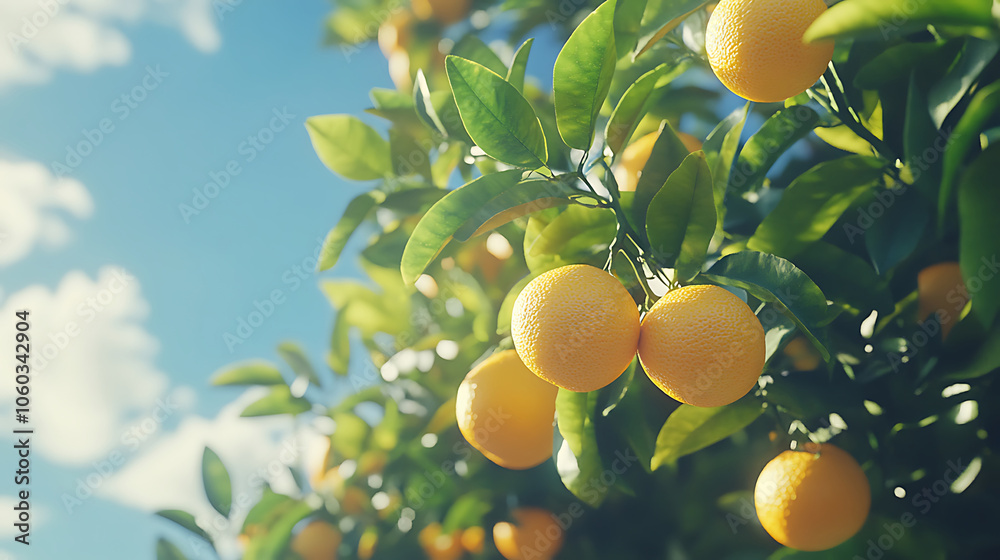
[506, 38, 534, 93]
[306, 115, 391, 181]
[940, 80, 1000, 228]
[202, 448, 232, 518]
[793, 241, 894, 316]
[636, 0, 710, 58]
[805, 0, 995, 43]
[211, 361, 285, 387]
[156, 538, 188, 560]
[317, 192, 384, 272]
[453, 179, 579, 241]
[451, 35, 508, 76]
[928, 38, 999, 129]
[651, 396, 763, 470]
[631, 121, 692, 241]
[414, 70, 448, 137]
[704, 103, 750, 220]
[854, 42, 942, 90]
[390, 128, 433, 181]
[614, 0, 649, 58]
[645, 152, 716, 280]
[748, 156, 886, 257]
[446, 56, 547, 168]
[276, 341, 322, 387]
[553, 0, 618, 150]
[701, 251, 831, 361]
[606, 62, 688, 155]
[730, 106, 820, 195]
[555, 389, 606, 507]
[240, 386, 312, 417]
[156, 510, 212, 545]
[959, 144, 1000, 327]
[401, 170, 523, 284]
[864, 185, 929, 275]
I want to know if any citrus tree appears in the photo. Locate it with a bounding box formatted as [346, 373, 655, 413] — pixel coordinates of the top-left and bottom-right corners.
[153, 0, 1000, 558]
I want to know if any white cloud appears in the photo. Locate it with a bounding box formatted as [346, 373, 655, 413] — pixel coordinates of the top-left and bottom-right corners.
[101, 389, 328, 556]
[0, 0, 221, 90]
[0, 267, 172, 465]
[0, 159, 93, 266]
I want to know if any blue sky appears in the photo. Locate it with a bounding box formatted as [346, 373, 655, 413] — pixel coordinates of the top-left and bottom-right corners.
[0, 1, 393, 558]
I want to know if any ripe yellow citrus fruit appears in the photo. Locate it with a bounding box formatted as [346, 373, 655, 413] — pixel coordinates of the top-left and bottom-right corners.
[755, 443, 871, 551]
[512, 264, 640, 392]
[638, 285, 764, 407]
[461, 526, 486, 554]
[782, 335, 821, 371]
[291, 521, 342, 560]
[412, 0, 471, 25]
[419, 523, 464, 560]
[493, 508, 564, 560]
[456, 350, 558, 469]
[917, 261, 968, 339]
[706, 0, 834, 103]
[617, 131, 703, 192]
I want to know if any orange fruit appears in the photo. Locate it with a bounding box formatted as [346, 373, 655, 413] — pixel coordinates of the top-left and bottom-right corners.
[616, 130, 702, 192]
[377, 10, 415, 58]
[419, 523, 464, 560]
[456, 350, 558, 469]
[782, 335, 821, 371]
[291, 521, 342, 560]
[412, 0, 471, 25]
[638, 285, 764, 407]
[493, 508, 564, 560]
[755, 443, 871, 551]
[706, 0, 834, 102]
[917, 262, 968, 339]
[461, 526, 486, 554]
[511, 265, 640, 392]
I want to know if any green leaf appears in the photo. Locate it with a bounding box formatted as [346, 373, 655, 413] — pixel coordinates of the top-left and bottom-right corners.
[650, 396, 763, 470]
[701, 251, 831, 361]
[862, 182, 928, 275]
[246, 502, 314, 560]
[276, 341, 322, 387]
[317, 191, 384, 272]
[555, 389, 606, 507]
[730, 106, 820, 195]
[940, 80, 1000, 228]
[614, 0, 649, 59]
[959, 144, 1000, 327]
[605, 62, 687, 155]
[524, 205, 618, 272]
[331, 412, 371, 459]
[506, 38, 534, 93]
[793, 242, 894, 316]
[240, 386, 312, 417]
[602, 364, 656, 472]
[645, 152, 716, 280]
[704, 103, 750, 220]
[401, 170, 523, 284]
[748, 156, 885, 257]
[202, 448, 232, 518]
[854, 42, 942, 90]
[631, 121, 692, 240]
[451, 35, 508, 76]
[453, 179, 578, 241]
[156, 510, 212, 545]
[446, 57, 548, 168]
[306, 115, 391, 181]
[156, 538, 188, 560]
[636, 0, 710, 58]
[804, 0, 995, 43]
[390, 128, 433, 181]
[928, 38, 999, 129]
[327, 310, 352, 375]
[553, 0, 618, 150]
[944, 322, 1000, 380]
[598, 358, 636, 416]
[414, 70, 448, 137]
[211, 361, 285, 387]
[442, 492, 493, 532]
